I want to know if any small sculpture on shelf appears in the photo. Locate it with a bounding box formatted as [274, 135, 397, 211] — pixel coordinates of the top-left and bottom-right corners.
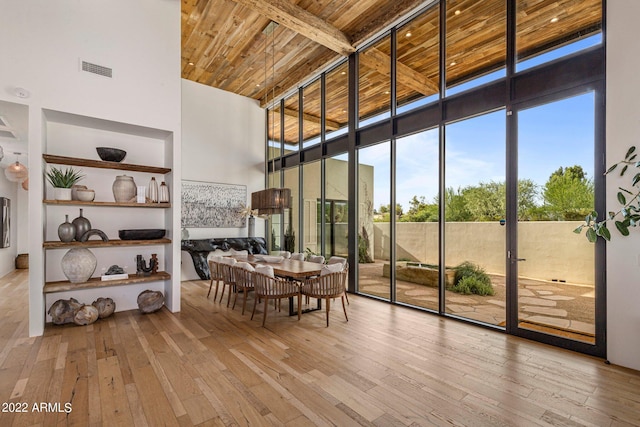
[136, 254, 158, 276]
[78, 229, 109, 242]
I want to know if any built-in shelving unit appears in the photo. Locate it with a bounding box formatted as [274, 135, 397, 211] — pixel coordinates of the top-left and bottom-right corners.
[37, 109, 178, 324]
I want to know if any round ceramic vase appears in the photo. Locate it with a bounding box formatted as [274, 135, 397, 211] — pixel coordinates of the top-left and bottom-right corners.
[61, 248, 97, 283]
[72, 208, 91, 241]
[58, 214, 76, 242]
[112, 175, 137, 203]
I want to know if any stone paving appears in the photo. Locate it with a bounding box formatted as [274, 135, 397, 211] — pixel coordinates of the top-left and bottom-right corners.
[357, 261, 595, 339]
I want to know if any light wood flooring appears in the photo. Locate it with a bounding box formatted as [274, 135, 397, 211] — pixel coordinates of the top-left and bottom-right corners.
[1, 269, 639, 426]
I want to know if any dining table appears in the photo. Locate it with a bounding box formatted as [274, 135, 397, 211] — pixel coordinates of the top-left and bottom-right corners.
[228, 254, 323, 315]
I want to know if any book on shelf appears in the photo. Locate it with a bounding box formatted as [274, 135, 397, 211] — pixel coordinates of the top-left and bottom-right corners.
[101, 273, 129, 281]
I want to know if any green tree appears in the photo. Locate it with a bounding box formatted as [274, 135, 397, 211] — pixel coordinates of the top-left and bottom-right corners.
[543, 165, 594, 220]
[375, 203, 403, 222]
[400, 196, 439, 222]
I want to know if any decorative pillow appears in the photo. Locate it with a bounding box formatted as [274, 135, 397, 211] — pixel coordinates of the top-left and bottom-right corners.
[321, 262, 344, 276]
[236, 261, 255, 272]
[308, 255, 325, 264]
[255, 264, 274, 278]
[290, 252, 305, 261]
[207, 249, 230, 260]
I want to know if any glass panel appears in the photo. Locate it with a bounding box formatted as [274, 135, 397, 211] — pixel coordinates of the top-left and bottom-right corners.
[516, 0, 602, 72]
[396, 4, 440, 114]
[302, 161, 321, 256]
[324, 153, 349, 258]
[395, 129, 439, 310]
[325, 62, 349, 140]
[283, 92, 299, 154]
[444, 110, 506, 326]
[303, 79, 322, 148]
[446, 0, 506, 96]
[267, 105, 281, 160]
[517, 93, 595, 344]
[358, 142, 390, 300]
[268, 171, 283, 252]
[359, 35, 391, 127]
[283, 167, 299, 253]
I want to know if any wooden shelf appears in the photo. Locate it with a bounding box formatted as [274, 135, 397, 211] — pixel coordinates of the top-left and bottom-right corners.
[43, 271, 171, 293]
[43, 200, 171, 208]
[43, 238, 171, 249]
[43, 154, 171, 174]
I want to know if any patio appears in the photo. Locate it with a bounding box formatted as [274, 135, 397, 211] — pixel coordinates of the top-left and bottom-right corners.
[358, 261, 595, 342]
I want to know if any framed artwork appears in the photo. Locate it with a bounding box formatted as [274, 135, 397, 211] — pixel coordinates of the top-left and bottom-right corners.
[0, 197, 9, 248]
[181, 180, 246, 228]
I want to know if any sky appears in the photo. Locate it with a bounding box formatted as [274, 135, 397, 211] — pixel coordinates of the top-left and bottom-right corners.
[360, 36, 600, 211]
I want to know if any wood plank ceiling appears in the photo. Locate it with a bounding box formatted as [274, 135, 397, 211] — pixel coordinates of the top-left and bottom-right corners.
[182, 0, 602, 146]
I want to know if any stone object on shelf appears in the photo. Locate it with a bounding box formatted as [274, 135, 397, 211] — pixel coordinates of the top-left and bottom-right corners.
[72, 208, 91, 241]
[74, 304, 99, 325]
[112, 175, 137, 202]
[58, 214, 76, 242]
[61, 248, 97, 283]
[78, 229, 109, 242]
[137, 289, 164, 313]
[96, 147, 127, 162]
[119, 229, 166, 240]
[48, 298, 83, 325]
[92, 297, 116, 318]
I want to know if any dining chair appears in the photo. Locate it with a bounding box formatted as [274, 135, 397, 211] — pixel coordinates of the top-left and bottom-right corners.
[327, 256, 349, 304]
[218, 257, 237, 306]
[308, 255, 325, 264]
[276, 250, 291, 259]
[301, 267, 348, 327]
[290, 252, 305, 261]
[251, 265, 301, 327]
[207, 255, 224, 299]
[232, 262, 255, 315]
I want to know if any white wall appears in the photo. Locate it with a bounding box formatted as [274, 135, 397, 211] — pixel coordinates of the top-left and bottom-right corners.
[180, 79, 265, 280]
[606, 0, 640, 371]
[0, 0, 181, 336]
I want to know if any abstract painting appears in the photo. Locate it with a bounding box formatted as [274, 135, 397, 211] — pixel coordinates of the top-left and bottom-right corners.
[181, 180, 246, 228]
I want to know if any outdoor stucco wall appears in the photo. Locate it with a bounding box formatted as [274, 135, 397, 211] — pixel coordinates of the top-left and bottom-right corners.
[374, 221, 594, 285]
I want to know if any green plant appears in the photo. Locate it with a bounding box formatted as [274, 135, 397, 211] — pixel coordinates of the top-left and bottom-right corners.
[451, 261, 494, 296]
[46, 166, 84, 188]
[574, 146, 640, 242]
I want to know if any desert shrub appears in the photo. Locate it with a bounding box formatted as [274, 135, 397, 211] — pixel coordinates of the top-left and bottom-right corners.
[451, 261, 494, 296]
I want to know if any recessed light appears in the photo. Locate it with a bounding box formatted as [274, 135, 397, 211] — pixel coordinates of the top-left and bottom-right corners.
[188, 62, 194, 66]
[455, 9, 461, 15]
[341, 71, 346, 75]
[256, 83, 261, 87]
[550, 17, 559, 23]
[405, 31, 412, 37]
[450, 61, 457, 66]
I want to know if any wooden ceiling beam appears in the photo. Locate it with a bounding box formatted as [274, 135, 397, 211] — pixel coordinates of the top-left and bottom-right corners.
[282, 107, 340, 131]
[232, 0, 355, 56]
[359, 47, 439, 96]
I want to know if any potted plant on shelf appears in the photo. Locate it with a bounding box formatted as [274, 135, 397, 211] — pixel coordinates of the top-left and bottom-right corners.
[46, 166, 85, 201]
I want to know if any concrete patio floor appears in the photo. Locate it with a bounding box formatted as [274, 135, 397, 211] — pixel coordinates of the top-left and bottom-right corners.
[357, 261, 595, 341]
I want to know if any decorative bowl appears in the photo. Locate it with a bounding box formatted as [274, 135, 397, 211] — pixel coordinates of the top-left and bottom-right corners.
[76, 189, 95, 202]
[96, 147, 127, 162]
[118, 229, 166, 240]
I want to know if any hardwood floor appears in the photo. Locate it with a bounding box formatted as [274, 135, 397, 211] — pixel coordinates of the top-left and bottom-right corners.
[1, 269, 639, 426]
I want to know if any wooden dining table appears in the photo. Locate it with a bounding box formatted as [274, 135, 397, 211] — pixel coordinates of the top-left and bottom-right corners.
[228, 254, 323, 315]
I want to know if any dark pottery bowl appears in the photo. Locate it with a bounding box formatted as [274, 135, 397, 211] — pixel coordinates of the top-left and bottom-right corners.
[96, 147, 127, 162]
[118, 229, 166, 240]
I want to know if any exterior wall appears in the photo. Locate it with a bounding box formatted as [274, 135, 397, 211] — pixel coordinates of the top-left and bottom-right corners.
[375, 221, 595, 285]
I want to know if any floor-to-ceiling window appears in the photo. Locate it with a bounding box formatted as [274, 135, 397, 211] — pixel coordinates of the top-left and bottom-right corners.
[267, 0, 604, 356]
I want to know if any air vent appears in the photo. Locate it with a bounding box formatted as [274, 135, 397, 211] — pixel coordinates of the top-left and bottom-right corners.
[81, 60, 112, 78]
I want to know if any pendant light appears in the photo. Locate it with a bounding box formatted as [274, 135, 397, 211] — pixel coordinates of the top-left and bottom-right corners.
[5, 152, 28, 183]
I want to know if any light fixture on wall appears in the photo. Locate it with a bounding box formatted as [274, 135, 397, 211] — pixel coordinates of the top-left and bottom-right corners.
[5, 152, 28, 183]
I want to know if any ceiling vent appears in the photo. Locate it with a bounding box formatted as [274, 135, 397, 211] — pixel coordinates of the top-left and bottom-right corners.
[81, 60, 113, 78]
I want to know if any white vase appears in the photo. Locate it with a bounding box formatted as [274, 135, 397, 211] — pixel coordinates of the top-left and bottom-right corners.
[112, 175, 137, 203]
[61, 248, 97, 283]
[54, 187, 72, 201]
